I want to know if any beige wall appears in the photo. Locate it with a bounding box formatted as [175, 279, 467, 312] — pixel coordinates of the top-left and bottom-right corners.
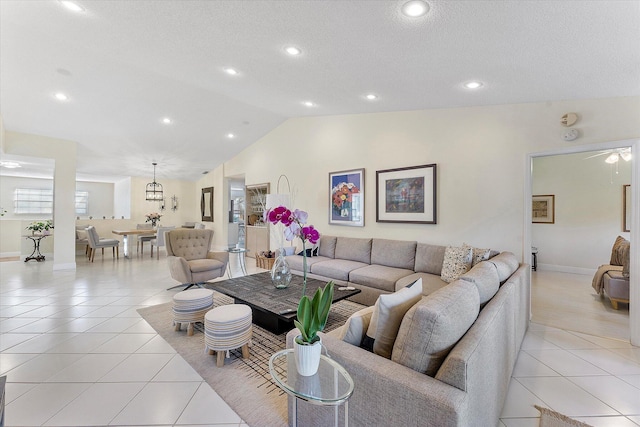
[533, 151, 631, 272]
[206, 97, 639, 261]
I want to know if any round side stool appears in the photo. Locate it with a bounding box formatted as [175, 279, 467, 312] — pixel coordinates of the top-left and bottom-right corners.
[172, 288, 214, 336]
[204, 304, 252, 367]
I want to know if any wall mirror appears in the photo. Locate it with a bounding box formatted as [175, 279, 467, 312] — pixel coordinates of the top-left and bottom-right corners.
[201, 187, 214, 222]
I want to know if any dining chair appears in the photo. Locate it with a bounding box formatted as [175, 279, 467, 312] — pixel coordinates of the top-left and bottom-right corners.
[86, 226, 119, 262]
[136, 223, 155, 255]
[150, 226, 175, 259]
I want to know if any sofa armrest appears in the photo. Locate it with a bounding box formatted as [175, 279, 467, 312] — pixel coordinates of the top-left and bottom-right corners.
[285, 330, 468, 427]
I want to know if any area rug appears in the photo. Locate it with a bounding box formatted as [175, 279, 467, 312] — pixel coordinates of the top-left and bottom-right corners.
[535, 405, 594, 427]
[138, 291, 364, 427]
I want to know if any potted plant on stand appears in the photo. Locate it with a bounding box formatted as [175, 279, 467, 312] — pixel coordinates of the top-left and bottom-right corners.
[293, 280, 334, 376]
[25, 220, 54, 235]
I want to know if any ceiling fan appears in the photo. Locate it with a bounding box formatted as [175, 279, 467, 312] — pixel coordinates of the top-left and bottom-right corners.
[584, 147, 632, 164]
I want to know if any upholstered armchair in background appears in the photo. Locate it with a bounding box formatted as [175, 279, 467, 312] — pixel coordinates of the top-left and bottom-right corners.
[165, 228, 229, 290]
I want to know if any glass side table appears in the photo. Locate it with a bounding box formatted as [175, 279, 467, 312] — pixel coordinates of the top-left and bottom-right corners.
[226, 247, 249, 277]
[269, 349, 354, 427]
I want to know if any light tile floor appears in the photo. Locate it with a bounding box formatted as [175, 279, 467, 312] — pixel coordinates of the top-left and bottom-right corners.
[1, 254, 638, 426]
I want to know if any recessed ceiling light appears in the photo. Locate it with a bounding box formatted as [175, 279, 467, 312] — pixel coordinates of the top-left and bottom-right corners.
[464, 81, 483, 89]
[365, 93, 378, 101]
[401, 0, 429, 17]
[54, 92, 68, 101]
[224, 67, 238, 76]
[285, 46, 302, 56]
[303, 101, 315, 107]
[226, 133, 236, 139]
[60, 1, 84, 12]
[0, 161, 21, 169]
[162, 117, 172, 124]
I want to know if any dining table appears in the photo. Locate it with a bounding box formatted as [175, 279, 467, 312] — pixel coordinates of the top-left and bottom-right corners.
[112, 229, 156, 258]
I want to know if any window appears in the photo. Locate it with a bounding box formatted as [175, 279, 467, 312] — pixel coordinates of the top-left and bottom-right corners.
[14, 188, 89, 215]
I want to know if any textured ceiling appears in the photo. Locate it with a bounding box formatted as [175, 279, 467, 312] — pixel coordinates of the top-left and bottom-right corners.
[1, 0, 639, 182]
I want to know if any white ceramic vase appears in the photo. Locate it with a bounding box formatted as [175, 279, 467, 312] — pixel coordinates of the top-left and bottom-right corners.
[294, 336, 322, 376]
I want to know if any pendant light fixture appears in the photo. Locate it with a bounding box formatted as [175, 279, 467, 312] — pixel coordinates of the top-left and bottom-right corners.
[145, 162, 164, 201]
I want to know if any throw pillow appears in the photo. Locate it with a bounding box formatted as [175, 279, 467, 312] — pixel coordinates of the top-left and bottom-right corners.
[621, 243, 630, 278]
[361, 279, 423, 359]
[338, 306, 375, 346]
[297, 248, 313, 257]
[283, 246, 296, 256]
[76, 230, 87, 240]
[463, 243, 491, 266]
[441, 245, 473, 283]
[610, 236, 629, 266]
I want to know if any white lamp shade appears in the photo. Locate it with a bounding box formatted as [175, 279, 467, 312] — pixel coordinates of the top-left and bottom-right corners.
[265, 194, 290, 210]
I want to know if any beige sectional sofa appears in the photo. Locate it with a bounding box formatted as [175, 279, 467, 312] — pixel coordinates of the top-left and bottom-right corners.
[285, 240, 530, 427]
[285, 235, 490, 306]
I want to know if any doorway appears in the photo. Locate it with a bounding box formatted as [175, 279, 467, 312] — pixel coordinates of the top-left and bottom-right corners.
[525, 139, 639, 346]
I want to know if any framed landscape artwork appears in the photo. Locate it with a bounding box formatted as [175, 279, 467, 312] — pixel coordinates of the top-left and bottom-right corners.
[329, 168, 364, 227]
[376, 164, 437, 224]
[623, 184, 630, 232]
[532, 194, 554, 224]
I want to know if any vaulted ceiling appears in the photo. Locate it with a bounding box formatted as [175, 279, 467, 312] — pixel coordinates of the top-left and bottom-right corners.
[1, 0, 638, 182]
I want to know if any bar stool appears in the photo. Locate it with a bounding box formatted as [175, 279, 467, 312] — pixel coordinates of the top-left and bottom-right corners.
[204, 304, 252, 367]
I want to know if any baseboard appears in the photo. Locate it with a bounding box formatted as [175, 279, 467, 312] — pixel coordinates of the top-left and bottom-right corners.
[53, 262, 76, 271]
[0, 252, 20, 258]
[538, 264, 596, 276]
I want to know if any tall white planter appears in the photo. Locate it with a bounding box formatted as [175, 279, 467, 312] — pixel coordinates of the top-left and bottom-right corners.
[294, 336, 322, 376]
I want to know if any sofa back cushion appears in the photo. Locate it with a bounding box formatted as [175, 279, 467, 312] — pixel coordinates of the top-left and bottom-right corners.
[335, 237, 372, 264]
[318, 235, 337, 258]
[414, 243, 447, 275]
[459, 261, 500, 304]
[610, 236, 630, 266]
[486, 252, 519, 283]
[371, 239, 417, 270]
[392, 279, 480, 376]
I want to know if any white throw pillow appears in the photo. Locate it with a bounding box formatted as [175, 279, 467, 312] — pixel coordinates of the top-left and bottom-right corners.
[441, 245, 473, 283]
[76, 230, 87, 240]
[362, 278, 423, 359]
[338, 306, 375, 346]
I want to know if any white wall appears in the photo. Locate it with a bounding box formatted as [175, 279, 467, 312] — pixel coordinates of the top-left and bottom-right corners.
[532, 151, 631, 273]
[205, 97, 639, 261]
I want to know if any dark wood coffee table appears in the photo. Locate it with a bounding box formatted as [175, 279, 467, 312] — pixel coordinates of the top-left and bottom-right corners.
[205, 272, 361, 334]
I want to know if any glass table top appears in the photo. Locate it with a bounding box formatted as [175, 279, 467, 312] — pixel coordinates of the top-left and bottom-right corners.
[269, 349, 354, 405]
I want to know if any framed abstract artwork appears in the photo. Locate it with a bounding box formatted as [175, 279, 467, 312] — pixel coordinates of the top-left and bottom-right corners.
[532, 194, 554, 224]
[376, 164, 437, 224]
[329, 168, 364, 227]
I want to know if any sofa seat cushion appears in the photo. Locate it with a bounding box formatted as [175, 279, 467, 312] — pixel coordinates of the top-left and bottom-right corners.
[395, 273, 447, 295]
[348, 264, 415, 292]
[371, 239, 417, 270]
[486, 252, 519, 283]
[459, 261, 500, 304]
[392, 279, 480, 376]
[334, 237, 372, 264]
[285, 255, 332, 272]
[363, 279, 423, 358]
[188, 258, 224, 273]
[603, 271, 630, 300]
[311, 259, 369, 281]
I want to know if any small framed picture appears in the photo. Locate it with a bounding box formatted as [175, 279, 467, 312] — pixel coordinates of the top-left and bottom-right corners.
[329, 168, 364, 227]
[532, 194, 555, 224]
[376, 164, 437, 224]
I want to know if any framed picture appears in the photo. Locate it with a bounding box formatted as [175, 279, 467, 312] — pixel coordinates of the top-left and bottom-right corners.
[376, 164, 437, 224]
[329, 168, 364, 227]
[532, 194, 554, 224]
[623, 184, 630, 232]
[201, 187, 214, 222]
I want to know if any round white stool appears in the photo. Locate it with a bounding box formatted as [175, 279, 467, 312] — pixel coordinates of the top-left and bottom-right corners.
[172, 288, 214, 336]
[204, 304, 252, 367]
